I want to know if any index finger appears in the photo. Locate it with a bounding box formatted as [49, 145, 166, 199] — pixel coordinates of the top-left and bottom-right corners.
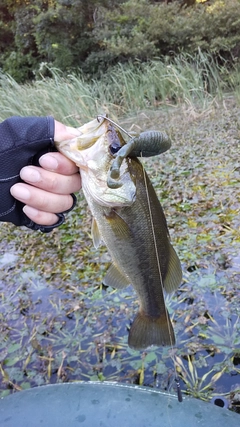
[39, 152, 79, 175]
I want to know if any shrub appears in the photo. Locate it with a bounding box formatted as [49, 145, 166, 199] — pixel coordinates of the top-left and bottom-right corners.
[89, 0, 240, 70]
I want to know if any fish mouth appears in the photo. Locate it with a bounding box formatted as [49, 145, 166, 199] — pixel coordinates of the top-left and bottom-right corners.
[75, 115, 127, 152]
[72, 116, 108, 150]
[55, 117, 110, 166]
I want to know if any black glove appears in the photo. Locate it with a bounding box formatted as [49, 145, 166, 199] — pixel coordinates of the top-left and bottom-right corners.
[0, 116, 76, 232]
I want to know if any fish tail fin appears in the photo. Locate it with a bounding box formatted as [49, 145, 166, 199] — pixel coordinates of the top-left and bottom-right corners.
[128, 311, 175, 350]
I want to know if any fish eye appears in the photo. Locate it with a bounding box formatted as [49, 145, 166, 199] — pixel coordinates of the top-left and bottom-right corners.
[109, 141, 121, 156]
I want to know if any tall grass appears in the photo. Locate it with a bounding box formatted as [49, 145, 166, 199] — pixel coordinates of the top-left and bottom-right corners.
[0, 52, 239, 124]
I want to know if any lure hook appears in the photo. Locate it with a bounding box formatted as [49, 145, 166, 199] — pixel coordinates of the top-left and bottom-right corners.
[97, 114, 133, 138]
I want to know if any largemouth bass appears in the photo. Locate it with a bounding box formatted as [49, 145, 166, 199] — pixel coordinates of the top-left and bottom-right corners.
[56, 117, 182, 350]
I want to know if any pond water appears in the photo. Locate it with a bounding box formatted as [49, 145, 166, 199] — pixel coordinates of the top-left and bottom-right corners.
[0, 104, 239, 414]
[0, 245, 239, 413]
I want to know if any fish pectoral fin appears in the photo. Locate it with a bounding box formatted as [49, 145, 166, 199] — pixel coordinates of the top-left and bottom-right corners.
[128, 311, 175, 350]
[91, 218, 102, 249]
[103, 264, 130, 289]
[163, 244, 182, 293]
[104, 209, 132, 239]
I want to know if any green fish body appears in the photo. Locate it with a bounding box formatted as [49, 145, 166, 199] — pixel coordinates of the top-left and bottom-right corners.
[56, 117, 182, 350]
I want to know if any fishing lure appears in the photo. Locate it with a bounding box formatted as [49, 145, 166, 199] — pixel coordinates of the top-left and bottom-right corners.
[97, 115, 171, 189]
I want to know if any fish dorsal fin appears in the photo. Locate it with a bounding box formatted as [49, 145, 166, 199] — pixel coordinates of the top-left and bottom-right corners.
[103, 263, 130, 289]
[91, 218, 102, 249]
[163, 244, 182, 293]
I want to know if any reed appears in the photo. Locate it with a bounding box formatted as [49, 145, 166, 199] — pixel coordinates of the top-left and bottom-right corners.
[0, 52, 238, 123]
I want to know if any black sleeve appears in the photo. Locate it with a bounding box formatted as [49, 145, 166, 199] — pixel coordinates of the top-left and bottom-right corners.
[0, 116, 68, 232]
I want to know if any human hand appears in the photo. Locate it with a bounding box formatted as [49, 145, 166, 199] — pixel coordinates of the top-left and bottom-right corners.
[10, 152, 81, 226]
[10, 121, 81, 227]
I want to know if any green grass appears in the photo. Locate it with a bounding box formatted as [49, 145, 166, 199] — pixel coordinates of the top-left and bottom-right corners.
[0, 52, 239, 124]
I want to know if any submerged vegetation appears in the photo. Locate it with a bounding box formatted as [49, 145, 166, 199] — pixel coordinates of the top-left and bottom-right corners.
[0, 53, 239, 413]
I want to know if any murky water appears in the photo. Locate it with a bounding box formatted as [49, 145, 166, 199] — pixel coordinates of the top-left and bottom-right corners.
[0, 245, 239, 412]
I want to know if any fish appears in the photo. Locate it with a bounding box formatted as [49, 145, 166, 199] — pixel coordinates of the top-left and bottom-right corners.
[55, 116, 182, 350]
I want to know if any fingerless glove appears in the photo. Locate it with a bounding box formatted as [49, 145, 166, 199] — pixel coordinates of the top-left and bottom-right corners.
[0, 116, 75, 232]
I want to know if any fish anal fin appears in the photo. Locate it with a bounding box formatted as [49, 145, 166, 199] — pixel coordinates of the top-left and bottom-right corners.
[103, 264, 130, 289]
[163, 244, 182, 294]
[128, 311, 175, 350]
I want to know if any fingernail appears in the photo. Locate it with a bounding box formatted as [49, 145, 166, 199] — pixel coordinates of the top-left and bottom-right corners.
[20, 167, 41, 183]
[10, 184, 31, 201]
[23, 205, 38, 218]
[39, 154, 58, 170]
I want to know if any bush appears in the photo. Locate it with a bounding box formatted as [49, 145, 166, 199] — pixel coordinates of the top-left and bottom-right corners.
[1, 0, 240, 82]
[89, 0, 240, 70]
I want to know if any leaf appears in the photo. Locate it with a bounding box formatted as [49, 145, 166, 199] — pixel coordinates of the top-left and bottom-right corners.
[138, 364, 144, 386]
[175, 356, 185, 371]
[20, 382, 31, 390]
[144, 352, 157, 364]
[156, 362, 166, 375]
[4, 357, 20, 367]
[0, 390, 11, 398]
[8, 343, 22, 354]
[200, 369, 214, 385]
[211, 370, 225, 384]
